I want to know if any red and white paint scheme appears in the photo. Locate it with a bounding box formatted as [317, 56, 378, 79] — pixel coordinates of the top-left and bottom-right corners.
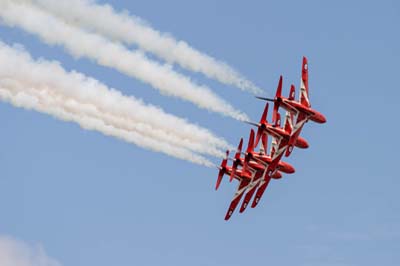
[242, 131, 295, 176]
[243, 103, 309, 208]
[246, 102, 309, 153]
[219, 132, 284, 220]
[256, 57, 326, 157]
[215, 56, 326, 220]
[216, 150, 257, 220]
[239, 131, 295, 213]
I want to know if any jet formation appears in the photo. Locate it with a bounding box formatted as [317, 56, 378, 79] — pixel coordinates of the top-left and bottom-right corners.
[216, 57, 326, 220]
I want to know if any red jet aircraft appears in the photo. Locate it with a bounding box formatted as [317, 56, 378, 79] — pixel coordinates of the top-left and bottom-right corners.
[216, 150, 256, 220]
[215, 56, 326, 220]
[246, 106, 305, 208]
[217, 132, 285, 220]
[256, 57, 327, 157]
[239, 127, 296, 212]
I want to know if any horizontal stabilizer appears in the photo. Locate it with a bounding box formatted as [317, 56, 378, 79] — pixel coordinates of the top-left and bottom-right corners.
[216, 150, 229, 190]
[244, 121, 260, 127]
[255, 96, 274, 102]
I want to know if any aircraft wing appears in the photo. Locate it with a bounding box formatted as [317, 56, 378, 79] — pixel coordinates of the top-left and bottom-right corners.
[250, 137, 288, 208]
[267, 136, 288, 175]
[239, 170, 263, 212]
[285, 112, 309, 157]
[224, 177, 251, 220]
[250, 173, 273, 208]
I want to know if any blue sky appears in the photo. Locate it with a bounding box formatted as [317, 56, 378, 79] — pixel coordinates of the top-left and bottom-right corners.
[0, 0, 399, 265]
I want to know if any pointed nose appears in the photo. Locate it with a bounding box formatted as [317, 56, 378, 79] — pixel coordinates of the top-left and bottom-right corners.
[311, 112, 327, 124]
[295, 137, 309, 149]
[318, 114, 327, 123]
[278, 161, 295, 174]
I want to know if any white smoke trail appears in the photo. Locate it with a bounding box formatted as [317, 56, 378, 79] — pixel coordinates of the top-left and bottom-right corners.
[0, 78, 215, 167]
[0, 0, 249, 121]
[7, 79, 226, 158]
[25, 0, 262, 95]
[0, 41, 232, 157]
[0, 41, 233, 165]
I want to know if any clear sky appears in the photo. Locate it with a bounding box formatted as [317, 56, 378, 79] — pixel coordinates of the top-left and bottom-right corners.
[0, 0, 399, 265]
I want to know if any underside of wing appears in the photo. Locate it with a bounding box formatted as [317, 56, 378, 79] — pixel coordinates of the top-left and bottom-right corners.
[240, 171, 263, 213]
[224, 179, 250, 220]
[286, 112, 308, 156]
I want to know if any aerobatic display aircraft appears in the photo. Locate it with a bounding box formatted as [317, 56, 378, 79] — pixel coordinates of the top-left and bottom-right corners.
[256, 57, 327, 157]
[216, 131, 285, 220]
[215, 150, 253, 220]
[239, 126, 296, 212]
[215, 56, 326, 220]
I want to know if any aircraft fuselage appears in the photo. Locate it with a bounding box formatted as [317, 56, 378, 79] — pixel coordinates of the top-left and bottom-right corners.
[278, 97, 326, 124]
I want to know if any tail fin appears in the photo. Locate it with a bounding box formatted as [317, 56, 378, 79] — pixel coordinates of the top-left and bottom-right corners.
[276, 75, 283, 98]
[260, 102, 268, 124]
[270, 137, 277, 158]
[247, 129, 255, 154]
[234, 138, 243, 160]
[274, 112, 281, 127]
[283, 111, 293, 134]
[243, 130, 255, 174]
[261, 133, 268, 153]
[272, 76, 283, 122]
[216, 150, 229, 190]
[255, 103, 268, 146]
[302, 57, 308, 94]
[230, 138, 243, 182]
[300, 56, 310, 107]
[289, 84, 296, 101]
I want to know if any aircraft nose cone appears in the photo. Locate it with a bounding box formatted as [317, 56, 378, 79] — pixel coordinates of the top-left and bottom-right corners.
[296, 137, 309, 149]
[312, 112, 327, 124]
[279, 161, 295, 174]
[320, 115, 327, 123]
[286, 164, 295, 174]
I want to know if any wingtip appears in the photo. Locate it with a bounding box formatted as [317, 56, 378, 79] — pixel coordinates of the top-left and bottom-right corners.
[224, 209, 233, 221]
[244, 120, 259, 127]
[302, 56, 308, 71]
[255, 96, 267, 100]
[256, 96, 274, 102]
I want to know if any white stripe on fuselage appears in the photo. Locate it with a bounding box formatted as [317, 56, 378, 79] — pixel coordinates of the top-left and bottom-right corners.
[231, 169, 259, 200]
[292, 116, 308, 135]
[300, 79, 310, 107]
